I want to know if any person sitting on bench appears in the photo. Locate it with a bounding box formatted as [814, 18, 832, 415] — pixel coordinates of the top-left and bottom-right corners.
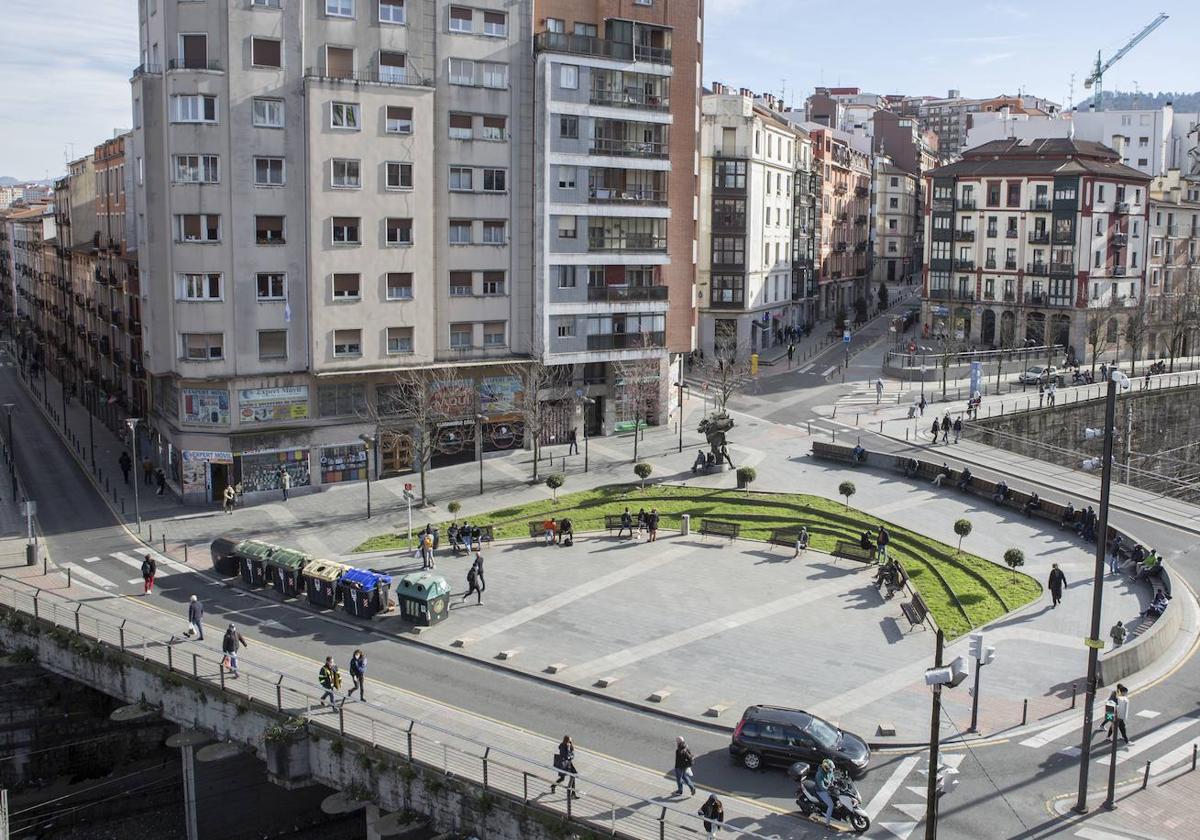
[903, 457, 919, 478]
[1023, 492, 1041, 517]
[448, 523, 462, 552]
[705, 451, 716, 470]
[543, 518, 557, 545]
[559, 517, 574, 547]
[692, 450, 707, 474]
[992, 481, 1009, 504]
[955, 467, 973, 491]
[1136, 549, 1162, 581]
[852, 444, 866, 463]
[873, 558, 902, 590]
[1060, 502, 1076, 529]
[793, 527, 809, 558]
[932, 463, 952, 487]
[1144, 590, 1170, 618]
[859, 529, 876, 561]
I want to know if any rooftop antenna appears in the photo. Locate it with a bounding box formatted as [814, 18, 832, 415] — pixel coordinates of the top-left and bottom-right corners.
[1067, 73, 1075, 111]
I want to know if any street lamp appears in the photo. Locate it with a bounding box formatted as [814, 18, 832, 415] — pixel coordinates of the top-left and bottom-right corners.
[126, 418, 141, 532]
[475, 414, 486, 495]
[2, 403, 14, 501]
[358, 433, 375, 519]
[580, 397, 595, 472]
[84, 378, 95, 470]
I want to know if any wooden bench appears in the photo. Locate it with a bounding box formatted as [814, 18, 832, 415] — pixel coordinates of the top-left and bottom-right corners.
[900, 592, 930, 631]
[811, 441, 866, 466]
[768, 529, 806, 551]
[700, 519, 740, 540]
[449, 525, 493, 550]
[528, 520, 551, 540]
[834, 540, 876, 563]
[605, 514, 632, 535]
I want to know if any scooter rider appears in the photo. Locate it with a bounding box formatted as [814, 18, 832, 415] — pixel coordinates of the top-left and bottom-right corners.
[815, 758, 836, 826]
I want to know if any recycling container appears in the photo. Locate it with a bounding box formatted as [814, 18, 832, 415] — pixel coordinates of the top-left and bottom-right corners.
[396, 572, 451, 627]
[341, 569, 394, 619]
[302, 559, 350, 608]
[210, 536, 239, 576]
[233, 540, 275, 587]
[266, 547, 311, 598]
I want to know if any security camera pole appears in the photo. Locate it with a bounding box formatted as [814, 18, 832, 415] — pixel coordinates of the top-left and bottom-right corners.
[925, 629, 945, 840]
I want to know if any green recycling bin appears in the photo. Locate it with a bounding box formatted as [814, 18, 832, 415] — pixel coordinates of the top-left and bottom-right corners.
[396, 572, 450, 627]
[234, 540, 276, 587]
[210, 536, 239, 576]
[266, 548, 311, 598]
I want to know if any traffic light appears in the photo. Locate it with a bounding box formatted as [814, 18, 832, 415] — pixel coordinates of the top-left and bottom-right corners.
[968, 633, 984, 660]
[980, 645, 996, 666]
[925, 655, 971, 688]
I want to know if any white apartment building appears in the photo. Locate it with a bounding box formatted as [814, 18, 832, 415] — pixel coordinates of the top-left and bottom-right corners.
[874, 161, 918, 284]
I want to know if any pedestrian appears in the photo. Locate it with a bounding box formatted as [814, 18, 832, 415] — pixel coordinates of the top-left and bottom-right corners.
[222, 484, 236, 514]
[618, 507, 633, 539]
[470, 524, 482, 552]
[1113, 684, 1131, 743]
[930, 418, 940, 442]
[420, 528, 435, 570]
[550, 735, 580, 799]
[154, 468, 166, 496]
[876, 526, 890, 561]
[794, 526, 809, 558]
[318, 656, 342, 707]
[940, 414, 951, 443]
[471, 552, 486, 593]
[672, 736, 696, 797]
[1038, 382, 1045, 408]
[142, 456, 154, 485]
[568, 427, 579, 455]
[648, 508, 659, 542]
[280, 468, 291, 501]
[1144, 371, 1151, 390]
[1048, 383, 1057, 406]
[462, 563, 483, 605]
[221, 623, 247, 678]
[875, 377, 884, 404]
[952, 416, 962, 443]
[140, 553, 156, 596]
[636, 508, 648, 540]
[787, 343, 796, 367]
[184, 594, 204, 640]
[118, 451, 132, 485]
[1110, 620, 1127, 647]
[1109, 534, 1124, 575]
[918, 395, 927, 416]
[347, 649, 367, 702]
[1048, 562, 1067, 608]
[699, 794, 725, 839]
[1100, 362, 1108, 382]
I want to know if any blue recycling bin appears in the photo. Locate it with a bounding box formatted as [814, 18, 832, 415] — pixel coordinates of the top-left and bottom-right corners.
[340, 569, 393, 619]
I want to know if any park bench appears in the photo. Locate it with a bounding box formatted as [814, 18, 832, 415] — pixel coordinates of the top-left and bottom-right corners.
[449, 525, 493, 550]
[833, 540, 875, 564]
[700, 519, 740, 541]
[605, 514, 632, 535]
[768, 529, 806, 552]
[811, 441, 865, 466]
[900, 592, 930, 631]
[528, 520, 551, 541]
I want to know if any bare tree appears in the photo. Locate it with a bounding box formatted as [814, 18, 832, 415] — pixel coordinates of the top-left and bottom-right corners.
[938, 332, 969, 399]
[372, 366, 446, 507]
[1085, 310, 1105, 376]
[611, 352, 663, 463]
[696, 343, 753, 414]
[502, 355, 565, 482]
[1162, 280, 1200, 372]
[1123, 302, 1149, 376]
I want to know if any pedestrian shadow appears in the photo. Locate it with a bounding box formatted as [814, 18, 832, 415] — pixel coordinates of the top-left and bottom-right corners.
[749, 550, 792, 564]
[878, 616, 905, 644]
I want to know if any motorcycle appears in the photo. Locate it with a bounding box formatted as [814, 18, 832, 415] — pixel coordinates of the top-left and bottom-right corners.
[788, 761, 870, 834]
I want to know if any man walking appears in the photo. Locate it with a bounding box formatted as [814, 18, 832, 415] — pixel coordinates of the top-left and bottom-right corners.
[184, 595, 204, 640]
[462, 562, 483, 605]
[140, 553, 156, 596]
[1109, 534, 1124, 575]
[118, 451, 132, 485]
[876, 526, 890, 561]
[472, 552, 485, 593]
[1048, 562, 1067, 608]
[222, 624, 247, 678]
[940, 414, 951, 444]
[918, 395, 927, 417]
[318, 656, 342, 707]
[952, 416, 963, 444]
[280, 468, 291, 502]
[155, 468, 166, 496]
[875, 378, 884, 404]
[346, 650, 367, 702]
[1038, 382, 1045, 408]
[672, 736, 696, 797]
[568, 427, 579, 455]
[787, 343, 796, 368]
[648, 508, 660, 542]
[222, 484, 236, 515]
[142, 456, 154, 486]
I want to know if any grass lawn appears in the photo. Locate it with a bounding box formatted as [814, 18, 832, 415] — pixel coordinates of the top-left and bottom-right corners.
[355, 484, 1042, 638]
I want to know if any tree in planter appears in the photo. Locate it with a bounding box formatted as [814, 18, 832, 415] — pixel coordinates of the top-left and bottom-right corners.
[447, 500, 461, 521]
[877, 280, 890, 311]
[953, 518, 973, 553]
[545, 473, 564, 501]
[1085, 310, 1105, 376]
[834, 308, 848, 334]
[696, 342, 753, 415]
[1123, 301, 1149, 376]
[838, 480, 856, 508]
[1003, 547, 1025, 581]
[854, 296, 869, 325]
[736, 466, 757, 492]
[504, 352, 568, 482]
[633, 462, 652, 490]
[611, 342, 662, 463]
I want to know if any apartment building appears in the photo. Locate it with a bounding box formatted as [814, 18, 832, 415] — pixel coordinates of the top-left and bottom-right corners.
[532, 0, 699, 435]
[697, 90, 812, 356]
[874, 161, 918, 284]
[1145, 169, 1200, 357]
[922, 138, 1151, 360]
[806, 126, 871, 320]
[5, 203, 54, 350]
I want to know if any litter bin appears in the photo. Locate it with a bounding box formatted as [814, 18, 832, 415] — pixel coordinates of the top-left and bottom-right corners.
[396, 572, 451, 627]
[210, 536, 239, 576]
[302, 559, 349, 608]
[341, 569, 393, 619]
[266, 548, 311, 599]
[233, 539, 275, 587]
[680, 514, 691, 537]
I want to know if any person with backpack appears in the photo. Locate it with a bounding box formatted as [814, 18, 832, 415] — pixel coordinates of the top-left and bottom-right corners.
[698, 794, 725, 839]
[420, 528, 435, 570]
[140, 554, 157, 596]
[222, 624, 247, 678]
[462, 563, 483, 605]
[550, 735, 579, 799]
[346, 650, 367, 702]
[672, 736, 696, 797]
[318, 656, 342, 707]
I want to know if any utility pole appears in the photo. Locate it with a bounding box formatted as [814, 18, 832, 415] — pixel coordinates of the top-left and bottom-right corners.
[925, 630, 945, 840]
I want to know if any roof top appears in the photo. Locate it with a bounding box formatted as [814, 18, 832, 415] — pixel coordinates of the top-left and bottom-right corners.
[930, 137, 1151, 181]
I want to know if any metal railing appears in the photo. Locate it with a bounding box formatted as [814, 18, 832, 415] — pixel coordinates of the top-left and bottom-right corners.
[168, 59, 223, 72]
[590, 137, 668, 158]
[587, 233, 667, 252]
[586, 285, 669, 303]
[589, 89, 670, 111]
[303, 67, 433, 88]
[534, 32, 672, 65]
[586, 331, 665, 350]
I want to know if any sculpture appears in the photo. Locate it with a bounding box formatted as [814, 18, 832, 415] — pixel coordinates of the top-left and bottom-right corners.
[697, 411, 736, 468]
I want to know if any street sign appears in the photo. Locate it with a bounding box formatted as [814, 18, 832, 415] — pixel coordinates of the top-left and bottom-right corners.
[404, 482, 413, 491]
[843, 330, 851, 344]
[1084, 637, 1106, 650]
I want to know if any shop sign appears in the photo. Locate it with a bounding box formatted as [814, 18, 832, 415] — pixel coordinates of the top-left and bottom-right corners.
[238, 386, 310, 424]
[181, 388, 230, 425]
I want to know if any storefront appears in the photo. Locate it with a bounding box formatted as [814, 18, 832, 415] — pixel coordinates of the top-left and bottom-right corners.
[181, 450, 234, 502]
[235, 447, 311, 495]
[319, 443, 368, 484]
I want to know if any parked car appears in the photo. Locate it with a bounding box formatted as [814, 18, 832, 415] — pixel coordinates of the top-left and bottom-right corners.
[729, 705, 871, 779]
[1017, 365, 1058, 384]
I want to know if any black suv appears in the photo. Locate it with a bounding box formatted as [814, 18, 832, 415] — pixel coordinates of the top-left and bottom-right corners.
[729, 705, 870, 779]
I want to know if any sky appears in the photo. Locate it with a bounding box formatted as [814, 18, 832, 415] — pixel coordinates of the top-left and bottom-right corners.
[0, 0, 1196, 179]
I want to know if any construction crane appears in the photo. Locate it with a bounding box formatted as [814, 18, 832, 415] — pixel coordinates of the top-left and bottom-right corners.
[1083, 13, 1168, 111]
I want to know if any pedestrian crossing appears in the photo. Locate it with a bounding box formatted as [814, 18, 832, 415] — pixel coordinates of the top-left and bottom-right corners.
[869, 753, 964, 840]
[68, 548, 192, 593]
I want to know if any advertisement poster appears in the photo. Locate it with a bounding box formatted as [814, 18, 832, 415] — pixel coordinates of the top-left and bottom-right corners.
[428, 379, 474, 419]
[479, 375, 524, 417]
[181, 388, 230, 425]
[238, 386, 310, 424]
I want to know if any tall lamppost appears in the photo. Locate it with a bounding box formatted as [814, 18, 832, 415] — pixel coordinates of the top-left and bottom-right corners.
[475, 414, 486, 495]
[358, 433, 375, 519]
[580, 397, 595, 473]
[84, 379, 96, 470]
[126, 418, 142, 532]
[2, 403, 15, 500]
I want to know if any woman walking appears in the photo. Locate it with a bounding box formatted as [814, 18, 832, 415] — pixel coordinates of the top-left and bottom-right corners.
[550, 736, 580, 799]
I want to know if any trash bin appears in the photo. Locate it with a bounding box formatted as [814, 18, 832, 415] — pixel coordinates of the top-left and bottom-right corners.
[680, 514, 691, 537]
[302, 559, 349, 608]
[396, 572, 451, 627]
[341, 569, 394, 619]
[233, 539, 275, 587]
[266, 548, 311, 599]
[210, 536, 239, 576]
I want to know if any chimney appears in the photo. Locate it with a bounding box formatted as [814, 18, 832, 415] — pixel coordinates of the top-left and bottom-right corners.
[711, 81, 725, 94]
[740, 88, 753, 99]
[948, 89, 960, 99]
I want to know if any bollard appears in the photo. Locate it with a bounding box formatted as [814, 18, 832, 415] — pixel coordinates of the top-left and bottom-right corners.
[184, 544, 189, 564]
[831, 430, 836, 443]
[149, 523, 153, 542]
[121, 499, 125, 514]
[162, 534, 167, 553]
[832, 406, 837, 418]
[1021, 698, 1028, 726]
[880, 421, 884, 433]
[1142, 760, 1151, 790]
[1192, 743, 1197, 771]
[1071, 682, 1077, 709]
[906, 428, 909, 441]
[67, 567, 72, 588]
[856, 412, 860, 425]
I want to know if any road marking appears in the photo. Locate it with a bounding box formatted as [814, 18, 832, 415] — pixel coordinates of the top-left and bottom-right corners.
[1096, 716, 1200, 766]
[1075, 828, 1141, 840]
[1148, 735, 1200, 776]
[1135, 709, 1160, 719]
[878, 821, 918, 840]
[820, 366, 837, 377]
[796, 363, 815, 374]
[1020, 711, 1092, 749]
[864, 755, 919, 821]
[66, 564, 115, 589]
[82, 556, 101, 563]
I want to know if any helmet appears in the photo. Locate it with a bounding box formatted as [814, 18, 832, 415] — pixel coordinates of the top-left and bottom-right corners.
[820, 759, 834, 772]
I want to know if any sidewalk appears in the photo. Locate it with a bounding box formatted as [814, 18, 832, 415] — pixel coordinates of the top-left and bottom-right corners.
[1052, 756, 1200, 839]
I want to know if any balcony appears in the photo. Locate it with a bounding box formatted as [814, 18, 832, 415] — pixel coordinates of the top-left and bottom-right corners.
[708, 295, 745, 310]
[1028, 230, 1050, 244]
[954, 260, 975, 271]
[587, 232, 667, 252]
[303, 67, 432, 87]
[958, 199, 977, 210]
[1049, 262, 1075, 275]
[1026, 262, 1049, 276]
[855, 214, 868, 225]
[834, 184, 848, 196]
[985, 229, 998, 239]
[927, 288, 974, 302]
[1005, 260, 1017, 270]
[534, 31, 672, 65]
[589, 186, 667, 206]
[1113, 233, 1128, 247]
[1005, 229, 1019, 239]
[1052, 232, 1075, 245]
[855, 186, 869, 198]
[1113, 266, 1127, 276]
[586, 331, 666, 351]
[168, 59, 223, 72]
[1114, 202, 1131, 214]
[589, 88, 669, 111]
[833, 242, 848, 253]
[984, 259, 997, 269]
[587, 285, 669, 303]
[954, 229, 975, 242]
[590, 137, 668, 158]
[1028, 198, 1051, 211]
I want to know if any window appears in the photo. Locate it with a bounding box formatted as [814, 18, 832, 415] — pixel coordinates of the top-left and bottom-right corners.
[888, 219, 898, 230]
[546, 18, 564, 33]
[386, 217, 413, 246]
[385, 161, 413, 190]
[379, 50, 406, 83]
[714, 160, 746, 189]
[890, 176, 899, 188]
[182, 333, 224, 360]
[557, 166, 576, 189]
[450, 323, 472, 348]
[331, 158, 361, 188]
[332, 216, 360, 244]
[449, 166, 473, 191]
[379, 0, 405, 24]
[559, 116, 579, 139]
[331, 101, 360, 129]
[449, 58, 474, 85]
[481, 115, 506, 140]
[449, 6, 472, 32]
[483, 11, 506, 36]
[482, 271, 505, 294]
[557, 216, 577, 239]
[449, 219, 473, 244]
[253, 97, 283, 127]
[252, 0, 282, 6]
[1006, 181, 1020, 207]
[333, 273, 361, 300]
[333, 329, 362, 357]
[386, 273, 413, 300]
[256, 272, 286, 300]
[555, 265, 576, 288]
[449, 113, 473, 139]
[450, 272, 473, 296]
[318, 383, 367, 417]
[171, 94, 217, 123]
[325, 46, 354, 78]
[986, 181, 1001, 206]
[482, 168, 506, 192]
[258, 330, 287, 360]
[560, 64, 578, 89]
[483, 322, 506, 347]
[1097, 185, 1106, 202]
[385, 105, 412, 134]
[255, 215, 285, 244]
[254, 157, 285, 185]
[173, 154, 219, 183]
[557, 322, 576, 338]
[481, 62, 507, 88]
[326, 0, 354, 18]
[482, 221, 506, 244]
[387, 327, 413, 354]
[1138, 158, 1148, 167]
[574, 22, 597, 36]
[178, 272, 222, 300]
[710, 275, 744, 305]
[175, 214, 220, 242]
[712, 236, 745, 265]
[251, 37, 282, 68]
